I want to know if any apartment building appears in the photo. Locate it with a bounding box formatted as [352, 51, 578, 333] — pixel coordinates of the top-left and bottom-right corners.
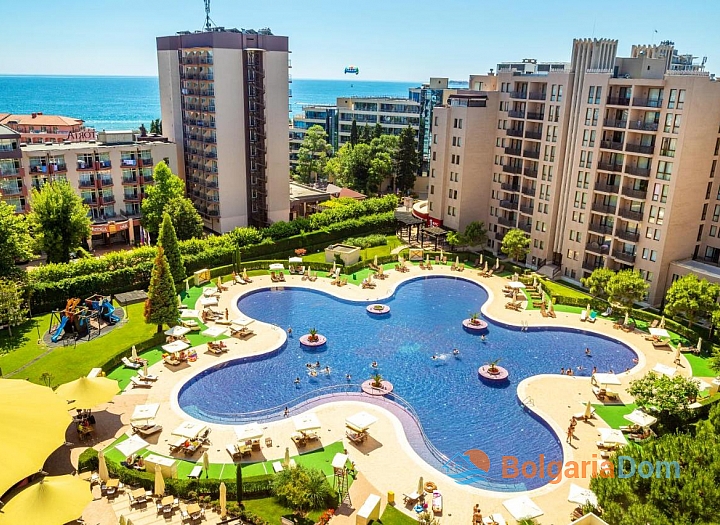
[289, 105, 337, 171]
[0, 112, 90, 145]
[9, 130, 178, 247]
[157, 27, 291, 233]
[0, 125, 24, 210]
[428, 39, 720, 305]
[336, 97, 421, 146]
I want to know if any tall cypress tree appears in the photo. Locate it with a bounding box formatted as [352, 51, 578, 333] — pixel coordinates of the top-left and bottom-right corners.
[144, 246, 179, 333]
[373, 122, 383, 139]
[350, 119, 358, 147]
[395, 126, 420, 194]
[158, 212, 185, 283]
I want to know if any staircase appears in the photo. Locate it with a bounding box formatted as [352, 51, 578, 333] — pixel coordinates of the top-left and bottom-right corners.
[538, 263, 561, 280]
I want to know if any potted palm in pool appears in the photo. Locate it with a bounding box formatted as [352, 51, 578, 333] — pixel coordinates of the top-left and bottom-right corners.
[307, 327, 319, 343]
[470, 313, 482, 325]
[486, 358, 501, 375]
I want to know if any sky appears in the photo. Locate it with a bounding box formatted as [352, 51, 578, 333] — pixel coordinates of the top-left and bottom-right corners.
[2, 0, 720, 80]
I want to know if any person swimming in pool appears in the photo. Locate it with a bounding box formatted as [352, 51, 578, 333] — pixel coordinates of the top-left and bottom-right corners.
[481, 334, 487, 342]
[431, 354, 438, 360]
[585, 347, 592, 356]
[294, 377, 300, 385]
[324, 366, 331, 374]
[453, 349, 460, 356]
[346, 373, 352, 381]
[371, 361, 378, 369]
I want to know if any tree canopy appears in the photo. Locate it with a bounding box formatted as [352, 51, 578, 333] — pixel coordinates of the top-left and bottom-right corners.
[395, 126, 419, 194]
[157, 212, 185, 283]
[627, 372, 699, 431]
[500, 228, 530, 262]
[294, 125, 332, 184]
[664, 273, 720, 328]
[606, 269, 648, 310]
[28, 180, 91, 264]
[326, 136, 399, 195]
[163, 196, 204, 241]
[143, 246, 179, 333]
[0, 279, 27, 337]
[0, 200, 33, 277]
[140, 161, 186, 237]
[581, 267, 615, 298]
[271, 464, 334, 514]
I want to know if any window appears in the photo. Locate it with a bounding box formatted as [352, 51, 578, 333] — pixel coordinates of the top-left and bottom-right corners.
[542, 165, 553, 181]
[664, 114, 673, 133]
[576, 171, 589, 189]
[667, 89, 677, 109]
[592, 109, 599, 126]
[431, 168, 435, 178]
[715, 138, 720, 156]
[703, 203, 709, 220]
[544, 145, 555, 162]
[453, 119, 458, 128]
[646, 227, 653, 239]
[557, 85, 563, 102]
[433, 134, 437, 144]
[656, 161, 672, 181]
[551, 85, 558, 102]
[548, 106, 556, 122]
[585, 108, 593, 126]
[452, 137, 456, 146]
[711, 225, 717, 237]
[458, 119, 463, 129]
[430, 185, 434, 195]
[714, 204, 720, 222]
[654, 229, 661, 241]
[677, 89, 685, 109]
[448, 188, 453, 198]
[712, 160, 717, 179]
[652, 183, 668, 203]
[587, 86, 595, 105]
[434, 116, 438, 126]
[457, 137, 462, 147]
[707, 182, 713, 200]
[672, 114, 681, 133]
[428, 201, 433, 211]
[594, 86, 602, 104]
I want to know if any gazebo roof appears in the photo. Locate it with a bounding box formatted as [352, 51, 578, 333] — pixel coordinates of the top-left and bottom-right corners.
[423, 226, 447, 237]
[394, 211, 423, 226]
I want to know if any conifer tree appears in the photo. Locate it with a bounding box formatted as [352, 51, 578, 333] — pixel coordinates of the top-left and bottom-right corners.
[350, 119, 358, 147]
[158, 212, 185, 283]
[144, 246, 179, 333]
[395, 126, 420, 193]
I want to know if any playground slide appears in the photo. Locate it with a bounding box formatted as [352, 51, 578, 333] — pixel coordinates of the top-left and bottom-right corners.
[51, 316, 69, 343]
[102, 300, 120, 324]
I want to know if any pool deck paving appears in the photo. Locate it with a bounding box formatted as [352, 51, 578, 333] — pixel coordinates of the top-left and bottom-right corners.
[79, 263, 694, 525]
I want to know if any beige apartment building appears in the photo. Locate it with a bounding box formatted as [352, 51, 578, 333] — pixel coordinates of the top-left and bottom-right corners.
[157, 28, 291, 233]
[336, 97, 421, 146]
[427, 39, 720, 305]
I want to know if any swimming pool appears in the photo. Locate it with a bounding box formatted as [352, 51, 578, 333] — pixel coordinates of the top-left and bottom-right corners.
[178, 276, 636, 490]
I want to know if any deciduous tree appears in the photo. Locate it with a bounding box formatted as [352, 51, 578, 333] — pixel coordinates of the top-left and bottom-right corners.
[501, 228, 530, 262]
[395, 126, 419, 194]
[462, 221, 487, 248]
[627, 372, 699, 430]
[143, 246, 179, 333]
[664, 273, 720, 327]
[0, 200, 33, 277]
[157, 213, 185, 283]
[141, 161, 185, 237]
[163, 196, 204, 240]
[28, 181, 91, 264]
[0, 279, 27, 337]
[272, 464, 333, 515]
[581, 267, 615, 299]
[606, 269, 648, 310]
[294, 125, 332, 184]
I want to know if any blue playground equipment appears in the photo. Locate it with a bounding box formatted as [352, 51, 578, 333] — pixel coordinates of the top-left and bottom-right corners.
[51, 315, 69, 343]
[49, 297, 90, 343]
[86, 294, 120, 325]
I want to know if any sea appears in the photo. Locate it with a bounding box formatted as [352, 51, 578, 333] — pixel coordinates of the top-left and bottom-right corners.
[0, 76, 466, 131]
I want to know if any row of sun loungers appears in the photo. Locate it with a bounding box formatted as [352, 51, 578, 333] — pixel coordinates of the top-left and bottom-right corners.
[479, 269, 494, 278]
[505, 301, 523, 311]
[395, 264, 410, 273]
[270, 271, 286, 282]
[331, 276, 348, 286]
[418, 262, 433, 270]
[300, 271, 318, 281]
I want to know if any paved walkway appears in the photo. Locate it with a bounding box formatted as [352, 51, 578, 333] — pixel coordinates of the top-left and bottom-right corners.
[72, 263, 693, 524]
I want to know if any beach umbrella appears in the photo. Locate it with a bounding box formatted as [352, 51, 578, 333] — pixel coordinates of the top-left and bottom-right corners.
[203, 451, 210, 478]
[374, 255, 378, 266]
[242, 268, 249, 281]
[283, 447, 291, 468]
[220, 482, 227, 518]
[185, 279, 190, 292]
[479, 253, 483, 265]
[583, 401, 593, 420]
[673, 345, 681, 364]
[154, 464, 165, 497]
[142, 361, 148, 378]
[549, 300, 555, 314]
[332, 261, 336, 273]
[624, 310, 630, 326]
[586, 304, 591, 316]
[0, 474, 92, 525]
[56, 376, 119, 409]
[426, 255, 430, 265]
[659, 315, 665, 329]
[697, 337, 702, 354]
[483, 261, 488, 273]
[98, 450, 109, 482]
[495, 258, 500, 270]
[568, 483, 598, 507]
[418, 476, 424, 495]
[456, 255, 460, 266]
[533, 276, 537, 288]
[131, 345, 138, 361]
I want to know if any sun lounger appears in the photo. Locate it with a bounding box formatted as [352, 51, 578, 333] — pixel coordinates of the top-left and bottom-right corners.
[650, 319, 659, 328]
[601, 306, 612, 316]
[132, 424, 163, 437]
[403, 492, 421, 505]
[580, 310, 588, 322]
[130, 376, 154, 388]
[573, 408, 596, 421]
[122, 357, 142, 369]
[278, 272, 286, 282]
[138, 371, 158, 381]
[483, 514, 507, 525]
[588, 311, 597, 323]
[419, 262, 426, 270]
[234, 276, 247, 285]
[483, 270, 494, 278]
[652, 340, 671, 349]
[346, 430, 367, 444]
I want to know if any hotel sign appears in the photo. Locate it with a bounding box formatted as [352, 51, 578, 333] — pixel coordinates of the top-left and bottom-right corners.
[67, 129, 97, 142]
[91, 220, 129, 235]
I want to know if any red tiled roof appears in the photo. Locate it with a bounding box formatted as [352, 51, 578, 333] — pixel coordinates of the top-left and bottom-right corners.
[338, 188, 366, 200]
[0, 113, 84, 128]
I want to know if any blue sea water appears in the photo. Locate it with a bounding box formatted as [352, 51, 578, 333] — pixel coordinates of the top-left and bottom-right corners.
[0, 75, 422, 130]
[178, 277, 637, 490]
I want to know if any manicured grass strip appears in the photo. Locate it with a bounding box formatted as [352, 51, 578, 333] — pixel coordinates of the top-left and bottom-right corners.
[375, 504, 418, 525]
[107, 348, 164, 390]
[295, 441, 346, 478]
[593, 403, 637, 429]
[685, 353, 717, 378]
[244, 497, 321, 524]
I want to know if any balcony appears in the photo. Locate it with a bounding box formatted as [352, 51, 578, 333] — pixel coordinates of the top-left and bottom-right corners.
[583, 260, 604, 271]
[99, 178, 114, 187]
[521, 186, 536, 197]
[519, 205, 534, 215]
[624, 165, 651, 177]
[0, 167, 21, 177]
[499, 200, 519, 211]
[82, 198, 98, 205]
[618, 207, 644, 221]
[509, 91, 527, 99]
[523, 167, 538, 178]
[597, 162, 623, 173]
[500, 183, 520, 192]
[497, 216, 516, 227]
[504, 147, 522, 156]
[615, 228, 640, 242]
[98, 160, 111, 169]
[524, 130, 542, 140]
[77, 162, 95, 171]
[629, 121, 658, 132]
[101, 195, 116, 204]
[0, 186, 22, 196]
[123, 194, 140, 202]
[495, 232, 505, 241]
[51, 163, 67, 173]
[528, 92, 546, 100]
[585, 242, 607, 255]
[508, 110, 525, 119]
[527, 112, 544, 121]
[506, 129, 524, 137]
[612, 250, 637, 263]
[594, 182, 619, 194]
[600, 141, 624, 151]
[520, 222, 532, 233]
[632, 98, 663, 108]
[141, 158, 153, 166]
[591, 202, 617, 215]
[625, 143, 655, 155]
[606, 97, 630, 106]
[603, 119, 627, 129]
[622, 186, 648, 199]
[502, 164, 523, 174]
[523, 149, 540, 159]
[78, 179, 96, 189]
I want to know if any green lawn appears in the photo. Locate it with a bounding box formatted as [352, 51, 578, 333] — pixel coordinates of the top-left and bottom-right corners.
[244, 497, 321, 524]
[302, 235, 404, 264]
[685, 354, 717, 378]
[371, 504, 417, 525]
[593, 403, 637, 429]
[539, 278, 592, 300]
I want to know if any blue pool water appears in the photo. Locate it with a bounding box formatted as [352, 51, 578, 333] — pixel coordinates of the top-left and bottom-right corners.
[178, 277, 636, 490]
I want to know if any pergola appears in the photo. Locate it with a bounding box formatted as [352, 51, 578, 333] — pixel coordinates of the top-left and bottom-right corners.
[421, 226, 448, 250]
[394, 211, 424, 243]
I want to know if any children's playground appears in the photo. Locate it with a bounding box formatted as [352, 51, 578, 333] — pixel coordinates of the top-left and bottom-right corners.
[45, 294, 125, 346]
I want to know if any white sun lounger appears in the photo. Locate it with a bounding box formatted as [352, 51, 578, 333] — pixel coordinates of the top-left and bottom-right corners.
[122, 357, 142, 369]
[130, 376, 154, 388]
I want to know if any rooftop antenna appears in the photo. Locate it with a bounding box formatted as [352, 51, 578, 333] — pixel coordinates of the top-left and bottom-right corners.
[203, 0, 214, 31]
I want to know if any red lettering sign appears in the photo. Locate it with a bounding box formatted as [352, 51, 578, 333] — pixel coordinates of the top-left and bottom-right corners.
[66, 129, 97, 142]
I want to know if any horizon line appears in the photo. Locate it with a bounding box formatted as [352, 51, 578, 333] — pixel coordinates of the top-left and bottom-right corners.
[0, 73, 457, 83]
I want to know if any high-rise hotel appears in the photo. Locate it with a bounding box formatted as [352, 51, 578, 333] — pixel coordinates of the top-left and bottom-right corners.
[157, 28, 291, 233]
[427, 39, 720, 305]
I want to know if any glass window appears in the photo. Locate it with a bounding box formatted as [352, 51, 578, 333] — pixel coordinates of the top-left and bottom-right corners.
[595, 86, 602, 105]
[667, 89, 677, 109]
[587, 86, 595, 104]
[677, 89, 685, 109]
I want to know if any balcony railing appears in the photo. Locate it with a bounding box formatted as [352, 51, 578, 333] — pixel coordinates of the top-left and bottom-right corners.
[141, 158, 154, 166]
[495, 232, 505, 241]
[123, 194, 140, 201]
[526, 112, 544, 121]
[583, 260, 604, 271]
[523, 149, 540, 159]
[82, 198, 98, 205]
[523, 168, 538, 178]
[0, 186, 22, 196]
[606, 97, 630, 106]
[589, 223, 614, 235]
[499, 200, 519, 210]
[594, 182, 619, 194]
[612, 250, 637, 263]
[528, 92, 546, 100]
[504, 147, 522, 156]
[615, 228, 640, 242]
[585, 242, 606, 255]
[625, 143, 655, 155]
[98, 160, 111, 169]
[632, 98, 663, 108]
[51, 164, 67, 173]
[618, 207, 644, 221]
[99, 178, 114, 187]
[78, 179, 96, 188]
[509, 91, 527, 99]
[624, 165, 651, 177]
[600, 140, 624, 151]
[502, 164, 523, 174]
[519, 205, 534, 215]
[500, 183, 520, 192]
[603, 119, 627, 129]
[597, 162, 623, 173]
[508, 110, 525, 119]
[622, 186, 648, 199]
[101, 195, 116, 204]
[497, 216, 516, 227]
[592, 202, 617, 214]
[524, 130, 542, 140]
[506, 129, 524, 137]
[628, 121, 659, 131]
[520, 222, 532, 233]
[521, 186, 536, 197]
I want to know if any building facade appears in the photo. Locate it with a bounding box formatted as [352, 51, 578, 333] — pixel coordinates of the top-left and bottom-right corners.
[0, 113, 92, 145]
[0, 125, 24, 211]
[427, 39, 720, 305]
[157, 27, 291, 233]
[336, 97, 421, 146]
[289, 105, 337, 171]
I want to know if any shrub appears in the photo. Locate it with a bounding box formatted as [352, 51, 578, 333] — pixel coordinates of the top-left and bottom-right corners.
[78, 447, 98, 473]
[343, 234, 388, 249]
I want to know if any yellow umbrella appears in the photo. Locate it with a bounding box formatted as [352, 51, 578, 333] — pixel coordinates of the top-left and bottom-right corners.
[584, 401, 593, 420]
[283, 447, 291, 468]
[56, 376, 119, 409]
[0, 379, 71, 496]
[98, 450, 109, 482]
[418, 475, 424, 495]
[0, 474, 92, 525]
[202, 451, 210, 479]
[242, 268, 249, 281]
[220, 481, 227, 518]
[154, 464, 165, 497]
[374, 255, 378, 266]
